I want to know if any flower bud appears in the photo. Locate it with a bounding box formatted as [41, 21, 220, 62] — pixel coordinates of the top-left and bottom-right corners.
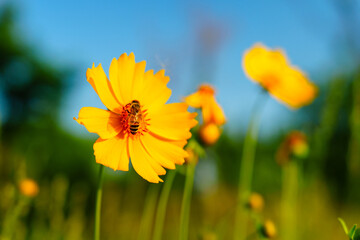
[247, 193, 264, 212]
[19, 179, 39, 197]
[276, 131, 308, 165]
[260, 220, 276, 238]
[199, 123, 221, 145]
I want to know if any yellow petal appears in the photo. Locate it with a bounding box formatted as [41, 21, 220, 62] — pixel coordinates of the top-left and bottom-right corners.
[150, 102, 189, 115]
[154, 69, 170, 84]
[184, 92, 203, 108]
[109, 53, 147, 105]
[129, 137, 163, 183]
[86, 63, 122, 113]
[93, 133, 129, 171]
[151, 114, 197, 129]
[143, 132, 188, 165]
[243, 43, 288, 86]
[202, 98, 226, 125]
[109, 57, 125, 105]
[147, 103, 197, 141]
[116, 53, 136, 104]
[140, 135, 176, 170]
[268, 67, 318, 108]
[148, 109, 197, 140]
[131, 60, 147, 100]
[74, 107, 123, 139]
[137, 70, 171, 112]
[211, 99, 226, 125]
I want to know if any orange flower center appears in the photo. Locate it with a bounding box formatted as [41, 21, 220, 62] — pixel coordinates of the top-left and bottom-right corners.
[260, 74, 279, 90]
[199, 85, 215, 95]
[120, 100, 149, 136]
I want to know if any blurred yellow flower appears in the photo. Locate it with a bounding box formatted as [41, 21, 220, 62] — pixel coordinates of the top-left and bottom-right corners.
[276, 131, 309, 165]
[184, 84, 226, 125]
[243, 43, 317, 109]
[247, 192, 264, 212]
[75, 53, 197, 183]
[260, 220, 277, 238]
[199, 123, 221, 145]
[19, 179, 39, 197]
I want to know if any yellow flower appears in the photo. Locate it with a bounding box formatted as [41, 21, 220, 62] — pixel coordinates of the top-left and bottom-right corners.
[75, 53, 197, 183]
[199, 123, 221, 146]
[276, 131, 309, 165]
[247, 192, 264, 212]
[260, 220, 277, 238]
[243, 43, 317, 109]
[19, 179, 39, 197]
[184, 84, 226, 125]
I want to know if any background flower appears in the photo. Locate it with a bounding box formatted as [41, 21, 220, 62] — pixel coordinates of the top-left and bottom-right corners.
[243, 43, 318, 109]
[185, 84, 226, 125]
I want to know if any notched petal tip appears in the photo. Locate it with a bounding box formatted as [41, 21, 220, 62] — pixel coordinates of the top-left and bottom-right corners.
[155, 69, 170, 84]
[177, 158, 185, 165]
[73, 117, 82, 125]
[190, 119, 198, 128]
[151, 177, 164, 183]
[119, 52, 128, 59]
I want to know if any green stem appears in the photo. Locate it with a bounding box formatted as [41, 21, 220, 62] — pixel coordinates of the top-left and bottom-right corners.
[179, 163, 196, 240]
[234, 93, 266, 240]
[1, 195, 29, 239]
[137, 184, 159, 240]
[281, 160, 299, 240]
[94, 164, 104, 240]
[153, 170, 177, 240]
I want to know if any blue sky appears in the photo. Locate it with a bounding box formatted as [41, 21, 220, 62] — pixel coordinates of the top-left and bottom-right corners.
[9, 0, 358, 138]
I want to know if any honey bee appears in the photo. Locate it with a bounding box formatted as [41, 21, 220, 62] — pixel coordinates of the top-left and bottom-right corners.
[125, 100, 143, 135]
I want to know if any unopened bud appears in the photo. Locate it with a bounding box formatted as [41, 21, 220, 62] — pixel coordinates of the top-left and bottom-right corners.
[247, 193, 264, 212]
[276, 131, 308, 165]
[199, 123, 221, 145]
[19, 179, 39, 197]
[260, 220, 276, 238]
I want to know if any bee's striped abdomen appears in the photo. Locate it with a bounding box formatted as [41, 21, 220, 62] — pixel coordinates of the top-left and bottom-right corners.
[130, 122, 140, 135]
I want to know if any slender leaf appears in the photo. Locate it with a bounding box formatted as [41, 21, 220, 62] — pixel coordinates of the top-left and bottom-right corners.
[338, 218, 349, 234]
[353, 229, 360, 240]
[349, 225, 357, 239]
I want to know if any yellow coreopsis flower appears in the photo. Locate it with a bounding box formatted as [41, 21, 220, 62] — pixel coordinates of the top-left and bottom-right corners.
[243, 43, 317, 109]
[75, 53, 197, 183]
[184, 84, 226, 125]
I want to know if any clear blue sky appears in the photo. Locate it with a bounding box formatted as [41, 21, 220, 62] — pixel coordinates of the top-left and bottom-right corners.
[10, 0, 359, 137]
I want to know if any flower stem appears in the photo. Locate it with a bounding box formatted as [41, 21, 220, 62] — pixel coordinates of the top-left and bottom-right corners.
[153, 170, 177, 240]
[179, 163, 196, 240]
[1, 195, 29, 239]
[94, 164, 104, 240]
[234, 93, 266, 240]
[281, 160, 299, 240]
[137, 184, 159, 240]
